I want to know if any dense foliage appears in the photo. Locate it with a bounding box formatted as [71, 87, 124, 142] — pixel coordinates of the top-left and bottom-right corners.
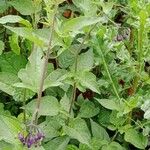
[0, 0, 150, 149]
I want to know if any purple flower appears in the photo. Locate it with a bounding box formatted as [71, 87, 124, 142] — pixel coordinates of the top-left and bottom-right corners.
[26, 134, 35, 148]
[18, 133, 25, 145]
[18, 130, 44, 148]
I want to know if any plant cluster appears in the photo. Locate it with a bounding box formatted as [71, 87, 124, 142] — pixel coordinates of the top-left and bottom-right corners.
[0, 0, 150, 150]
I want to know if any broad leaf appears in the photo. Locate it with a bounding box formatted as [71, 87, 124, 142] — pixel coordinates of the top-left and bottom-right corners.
[124, 128, 148, 149]
[0, 52, 27, 75]
[61, 16, 107, 34]
[13, 88, 35, 102]
[76, 72, 100, 94]
[0, 15, 31, 27]
[60, 94, 71, 113]
[63, 118, 91, 146]
[0, 115, 23, 145]
[0, 72, 19, 95]
[72, 0, 97, 16]
[44, 136, 70, 150]
[95, 99, 120, 111]
[8, 0, 35, 15]
[78, 101, 99, 118]
[90, 120, 110, 141]
[40, 117, 61, 140]
[58, 50, 75, 69]
[71, 50, 94, 72]
[0, 141, 13, 150]
[25, 96, 60, 116]
[79, 138, 108, 150]
[101, 142, 125, 150]
[66, 145, 79, 150]
[4, 26, 44, 46]
[14, 48, 49, 93]
[44, 69, 67, 90]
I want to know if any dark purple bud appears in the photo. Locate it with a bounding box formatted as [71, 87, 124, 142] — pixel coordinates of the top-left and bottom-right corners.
[116, 34, 123, 41]
[36, 132, 45, 141]
[26, 134, 35, 148]
[18, 133, 25, 144]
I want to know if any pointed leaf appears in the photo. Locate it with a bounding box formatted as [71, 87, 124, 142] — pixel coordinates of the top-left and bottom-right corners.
[0, 15, 31, 27]
[44, 136, 70, 150]
[124, 128, 148, 149]
[63, 118, 91, 146]
[0, 52, 27, 74]
[90, 120, 110, 141]
[76, 72, 100, 94]
[25, 96, 60, 116]
[14, 48, 47, 93]
[0, 72, 19, 95]
[78, 101, 99, 118]
[8, 0, 35, 15]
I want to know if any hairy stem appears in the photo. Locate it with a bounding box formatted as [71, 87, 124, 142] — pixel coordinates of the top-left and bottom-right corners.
[31, 5, 57, 125]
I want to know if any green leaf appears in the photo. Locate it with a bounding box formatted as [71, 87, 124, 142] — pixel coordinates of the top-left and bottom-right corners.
[79, 138, 108, 150]
[101, 141, 125, 150]
[8, 0, 35, 15]
[71, 50, 94, 72]
[61, 16, 107, 34]
[0, 15, 31, 27]
[0, 52, 27, 74]
[72, 0, 97, 16]
[100, 2, 114, 14]
[60, 94, 71, 113]
[58, 50, 75, 69]
[13, 88, 35, 102]
[141, 100, 150, 119]
[25, 96, 60, 116]
[44, 69, 67, 90]
[95, 99, 120, 111]
[76, 72, 100, 94]
[40, 117, 61, 140]
[78, 101, 99, 118]
[0, 40, 4, 55]
[14, 48, 48, 93]
[9, 33, 20, 55]
[0, 72, 19, 95]
[0, 0, 9, 13]
[109, 111, 125, 127]
[0, 103, 10, 115]
[44, 136, 70, 150]
[98, 108, 111, 127]
[0, 115, 23, 145]
[63, 118, 91, 146]
[4, 26, 44, 46]
[90, 120, 110, 141]
[66, 145, 79, 150]
[0, 141, 14, 150]
[124, 128, 148, 149]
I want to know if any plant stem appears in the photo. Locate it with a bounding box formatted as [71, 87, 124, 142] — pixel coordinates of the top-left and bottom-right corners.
[68, 24, 98, 118]
[31, 5, 57, 125]
[23, 89, 26, 124]
[98, 45, 121, 101]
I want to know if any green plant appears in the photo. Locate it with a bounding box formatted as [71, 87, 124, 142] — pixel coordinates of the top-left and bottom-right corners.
[0, 0, 149, 149]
